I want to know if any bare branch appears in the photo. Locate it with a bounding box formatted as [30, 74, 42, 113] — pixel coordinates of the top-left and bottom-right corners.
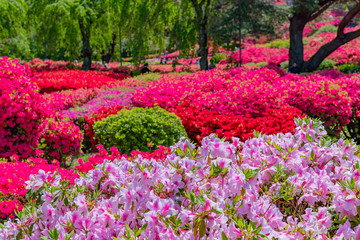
[337, 3, 360, 38]
[308, 0, 338, 21]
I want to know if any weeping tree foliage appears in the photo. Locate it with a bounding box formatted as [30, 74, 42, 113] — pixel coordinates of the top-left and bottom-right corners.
[168, 1, 198, 58]
[29, 0, 115, 70]
[72, 0, 114, 70]
[278, 0, 360, 72]
[0, 0, 30, 58]
[127, 0, 176, 64]
[27, 0, 81, 60]
[210, 0, 276, 66]
[184, 0, 213, 70]
[102, 0, 132, 64]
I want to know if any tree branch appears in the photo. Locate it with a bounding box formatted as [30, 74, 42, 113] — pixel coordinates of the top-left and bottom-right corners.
[304, 28, 360, 72]
[308, 0, 338, 21]
[337, 3, 360, 38]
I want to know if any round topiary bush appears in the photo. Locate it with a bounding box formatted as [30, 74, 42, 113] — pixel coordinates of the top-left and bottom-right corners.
[313, 24, 337, 35]
[93, 106, 187, 154]
[39, 117, 83, 168]
[0, 57, 52, 159]
[318, 59, 335, 70]
[211, 53, 227, 64]
[280, 60, 289, 70]
[337, 63, 360, 74]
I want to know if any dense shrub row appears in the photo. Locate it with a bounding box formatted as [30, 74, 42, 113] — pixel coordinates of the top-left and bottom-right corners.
[3, 119, 360, 239]
[34, 70, 128, 93]
[171, 100, 303, 143]
[133, 67, 360, 141]
[0, 157, 78, 220]
[93, 106, 187, 154]
[0, 57, 51, 159]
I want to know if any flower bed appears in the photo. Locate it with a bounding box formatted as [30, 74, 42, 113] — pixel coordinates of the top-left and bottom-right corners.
[2, 118, 360, 239]
[171, 100, 303, 143]
[34, 70, 128, 93]
[222, 46, 289, 65]
[61, 89, 135, 119]
[133, 67, 360, 139]
[27, 59, 77, 73]
[0, 157, 77, 220]
[0, 57, 52, 159]
[43, 88, 102, 111]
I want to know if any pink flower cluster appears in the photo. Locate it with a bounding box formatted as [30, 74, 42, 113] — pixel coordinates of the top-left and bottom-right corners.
[3, 118, 360, 239]
[39, 117, 83, 167]
[0, 157, 77, 219]
[0, 57, 52, 159]
[74, 144, 171, 173]
[221, 46, 289, 65]
[133, 67, 359, 133]
[27, 59, 77, 73]
[43, 87, 102, 111]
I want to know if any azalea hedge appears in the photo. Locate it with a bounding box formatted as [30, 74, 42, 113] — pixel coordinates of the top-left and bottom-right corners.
[34, 70, 128, 93]
[2, 118, 360, 239]
[133, 67, 360, 143]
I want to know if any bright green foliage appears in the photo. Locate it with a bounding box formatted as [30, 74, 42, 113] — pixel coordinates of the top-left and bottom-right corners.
[255, 61, 267, 67]
[265, 38, 310, 49]
[317, 59, 335, 70]
[337, 63, 360, 74]
[0, 0, 30, 58]
[28, 0, 114, 67]
[128, 0, 176, 64]
[210, 0, 276, 66]
[313, 24, 338, 36]
[280, 60, 289, 70]
[265, 39, 290, 49]
[93, 107, 187, 154]
[168, 1, 197, 58]
[211, 53, 226, 64]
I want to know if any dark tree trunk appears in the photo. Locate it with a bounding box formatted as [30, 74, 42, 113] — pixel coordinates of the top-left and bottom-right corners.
[238, 19, 242, 67]
[79, 21, 92, 71]
[199, 22, 208, 70]
[119, 28, 123, 66]
[288, 15, 307, 71]
[191, 0, 210, 71]
[288, 1, 360, 73]
[102, 33, 117, 63]
[44, 40, 48, 60]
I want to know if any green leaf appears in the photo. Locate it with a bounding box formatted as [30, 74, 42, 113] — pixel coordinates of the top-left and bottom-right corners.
[135, 223, 148, 237]
[311, 150, 315, 160]
[199, 219, 206, 238]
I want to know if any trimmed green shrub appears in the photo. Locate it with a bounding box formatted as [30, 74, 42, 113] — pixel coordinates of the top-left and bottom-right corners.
[93, 107, 187, 154]
[313, 24, 337, 36]
[264, 38, 310, 49]
[211, 53, 227, 64]
[318, 59, 335, 70]
[244, 63, 257, 67]
[255, 61, 268, 67]
[264, 39, 290, 49]
[280, 61, 289, 70]
[337, 63, 360, 74]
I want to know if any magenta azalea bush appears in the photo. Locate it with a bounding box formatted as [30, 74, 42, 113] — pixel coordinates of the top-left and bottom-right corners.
[133, 67, 360, 138]
[2, 118, 360, 239]
[39, 117, 83, 167]
[0, 157, 78, 220]
[0, 57, 51, 159]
